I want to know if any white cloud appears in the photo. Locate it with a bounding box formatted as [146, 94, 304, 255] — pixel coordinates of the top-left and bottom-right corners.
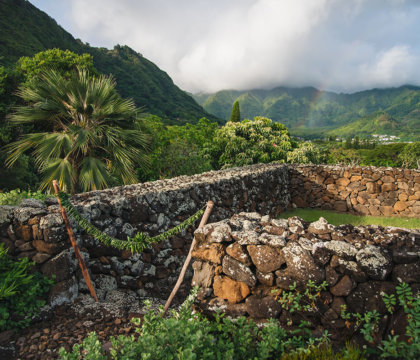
[31, 0, 420, 93]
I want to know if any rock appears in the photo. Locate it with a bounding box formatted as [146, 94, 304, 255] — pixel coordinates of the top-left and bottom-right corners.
[231, 230, 260, 245]
[392, 248, 420, 264]
[245, 295, 282, 318]
[392, 263, 420, 283]
[226, 243, 251, 265]
[213, 276, 250, 304]
[282, 242, 325, 283]
[192, 243, 225, 264]
[0, 206, 16, 227]
[356, 245, 392, 280]
[326, 265, 340, 287]
[41, 249, 78, 282]
[259, 233, 287, 247]
[247, 245, 285, 273]
[330, 275, 354, 296]
[312, 242, 332, 266]
[329, 256, 367, 282]
[256, 270, 274, 286]
[192, 261, 215, 288]
[39, 214, 63, 229]
[347, 281, 396, 314]
[308, 217, 333, 235]
[32, 239, 67, 254]
[323, 241, 358, 260]
[49, 277, 78, 307]
[32, 253, 52, 264]
[20, 198, 46, 208]
[222, 255, 257, 287]
[207, 222, 232, 243]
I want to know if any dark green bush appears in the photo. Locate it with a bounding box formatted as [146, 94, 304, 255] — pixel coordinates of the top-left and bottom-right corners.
[0, 243, 54, 331]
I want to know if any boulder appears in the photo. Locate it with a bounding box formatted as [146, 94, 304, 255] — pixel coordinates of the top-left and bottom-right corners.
[245, 295, 282, 318]
[222, 255, 257, 287]
[356, 245, 392, 280]
[213, 276, 250, 304]
[247, 245, 285, 273]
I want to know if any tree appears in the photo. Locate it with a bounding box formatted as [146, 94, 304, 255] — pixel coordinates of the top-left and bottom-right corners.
[5, 68, 150, 194]
[398, 142, 420, 169]
[286, 142, 324, 164]
[208, 116, 294, 169]
[229, 100, 241, 122]
[17, 49, 96, 84]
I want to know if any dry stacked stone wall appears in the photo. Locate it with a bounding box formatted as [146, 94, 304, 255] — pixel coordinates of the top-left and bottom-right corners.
[191, 212, 420, 343]
[290, 165, 420, 217]
[0, 163, 290, 306]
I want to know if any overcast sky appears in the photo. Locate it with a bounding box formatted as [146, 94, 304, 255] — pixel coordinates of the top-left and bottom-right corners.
[31, 0, 420, 94]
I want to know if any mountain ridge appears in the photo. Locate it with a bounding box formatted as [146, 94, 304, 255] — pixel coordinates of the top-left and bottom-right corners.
[194, 85, 420, 140]
[0, 0, 218, 124]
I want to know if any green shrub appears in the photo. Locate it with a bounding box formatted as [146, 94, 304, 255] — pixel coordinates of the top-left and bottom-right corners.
[0, 244, 54, 331]
[0, 188, 51, 205]
[59, 288, 330, 360]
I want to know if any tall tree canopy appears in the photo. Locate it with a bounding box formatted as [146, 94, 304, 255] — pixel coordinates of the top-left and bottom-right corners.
[229, 100, 241, 122]
[5, 68, 150, 194]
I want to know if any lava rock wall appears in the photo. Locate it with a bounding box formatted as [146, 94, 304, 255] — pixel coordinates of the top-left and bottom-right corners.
[0, 163, 290, 305]
[290, 165, 420, 217]
[191, 212, 420, 343]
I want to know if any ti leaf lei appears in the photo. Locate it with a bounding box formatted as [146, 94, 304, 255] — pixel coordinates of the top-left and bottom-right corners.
[58, 191, 205, 254]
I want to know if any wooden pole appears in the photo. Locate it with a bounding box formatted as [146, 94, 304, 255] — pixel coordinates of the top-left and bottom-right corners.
[163, 201, 214, 315]
[53, 180, 98, 302]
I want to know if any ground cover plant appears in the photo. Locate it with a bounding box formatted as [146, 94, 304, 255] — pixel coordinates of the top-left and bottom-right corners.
[280, 208, 420, 229]
[0, 243, 54, 331]
[59, 282, 420, 359]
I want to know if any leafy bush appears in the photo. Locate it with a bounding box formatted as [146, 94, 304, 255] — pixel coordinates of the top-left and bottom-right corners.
[0, 244, 54, 331]
[208, 116, 294, 169]
[59, 288, 332, 360]
[286, 142, 324, 164]
[0, 188, 51, 205]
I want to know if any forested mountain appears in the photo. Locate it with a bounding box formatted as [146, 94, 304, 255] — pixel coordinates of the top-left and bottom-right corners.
[0, 0, 217, 124]
[195, 86, 420, 140]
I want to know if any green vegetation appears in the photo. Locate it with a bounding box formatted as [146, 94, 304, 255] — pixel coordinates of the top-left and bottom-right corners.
[59, 288, 338, 360]
[0, 189, 52, 206]
[229, 100, 241, 122]
[195, 86, 420, 140]
[279, 209, 420, 229]
[5, 67, 150, 193]
[58, 191, 204, 253]
[208, 116, 294, 169]
[0, 0, 216, 124]
[0, 244, 54, 331]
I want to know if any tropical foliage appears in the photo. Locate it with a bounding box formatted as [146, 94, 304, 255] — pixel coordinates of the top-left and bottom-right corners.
[5, 68, 150, 193]
[229, 100, 241, 122]
[208, 116, 294, 169]
[0, 244, 54, 331]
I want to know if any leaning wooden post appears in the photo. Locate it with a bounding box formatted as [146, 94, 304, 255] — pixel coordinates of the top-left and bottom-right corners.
[53, 180, 98, 302]
[163, 201, 214, 315]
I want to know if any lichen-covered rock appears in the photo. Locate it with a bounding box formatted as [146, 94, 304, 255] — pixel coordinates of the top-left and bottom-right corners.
[356, 245, 392, 280]
[222, 255, 257, 287]
[192, 243, 225, 264]
[226, 242, 251, 265]
[192, 261, 215, 288]
[259, 233, 287, 247]
[247, 245, 284, 273]
[213, 276, 250, 304]
[256, 270, 274, 286]
[231, 230, 260, 245]
[308, 217, 333, 235]
[323, 241, 358, 260]
[282, 242, 325, 283]
[49, 276, 78, 307]
[41, 248, 78, 282]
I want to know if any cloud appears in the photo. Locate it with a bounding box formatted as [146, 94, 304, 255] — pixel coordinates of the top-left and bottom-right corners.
[33, 0, 420, 93]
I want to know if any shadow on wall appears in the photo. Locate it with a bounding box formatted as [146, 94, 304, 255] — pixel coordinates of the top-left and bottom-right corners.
[289, 165, 420, 218]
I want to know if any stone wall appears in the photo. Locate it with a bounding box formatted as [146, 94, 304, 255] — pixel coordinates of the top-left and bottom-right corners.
[0, 163, 290, 305]
[0, 163, 418, 308]
[191, 212, 420, 344]
[290, 165, 420, 217]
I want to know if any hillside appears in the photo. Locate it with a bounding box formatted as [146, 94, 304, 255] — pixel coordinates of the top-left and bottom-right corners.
[0, 0, 217, 124]
[195, 86, 420, 140]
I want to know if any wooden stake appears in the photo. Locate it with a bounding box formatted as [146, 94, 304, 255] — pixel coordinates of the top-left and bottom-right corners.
[53, 180, 98, 302]
[163, 201, 214, 315]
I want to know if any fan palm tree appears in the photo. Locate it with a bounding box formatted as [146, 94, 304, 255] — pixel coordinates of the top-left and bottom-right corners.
[5, 68, 150, 194]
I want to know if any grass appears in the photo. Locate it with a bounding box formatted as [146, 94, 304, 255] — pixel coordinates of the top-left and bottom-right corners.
[280, 208, 420, 229]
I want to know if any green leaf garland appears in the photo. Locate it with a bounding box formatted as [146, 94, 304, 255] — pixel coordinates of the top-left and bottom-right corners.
[58, 191, 205, 253]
